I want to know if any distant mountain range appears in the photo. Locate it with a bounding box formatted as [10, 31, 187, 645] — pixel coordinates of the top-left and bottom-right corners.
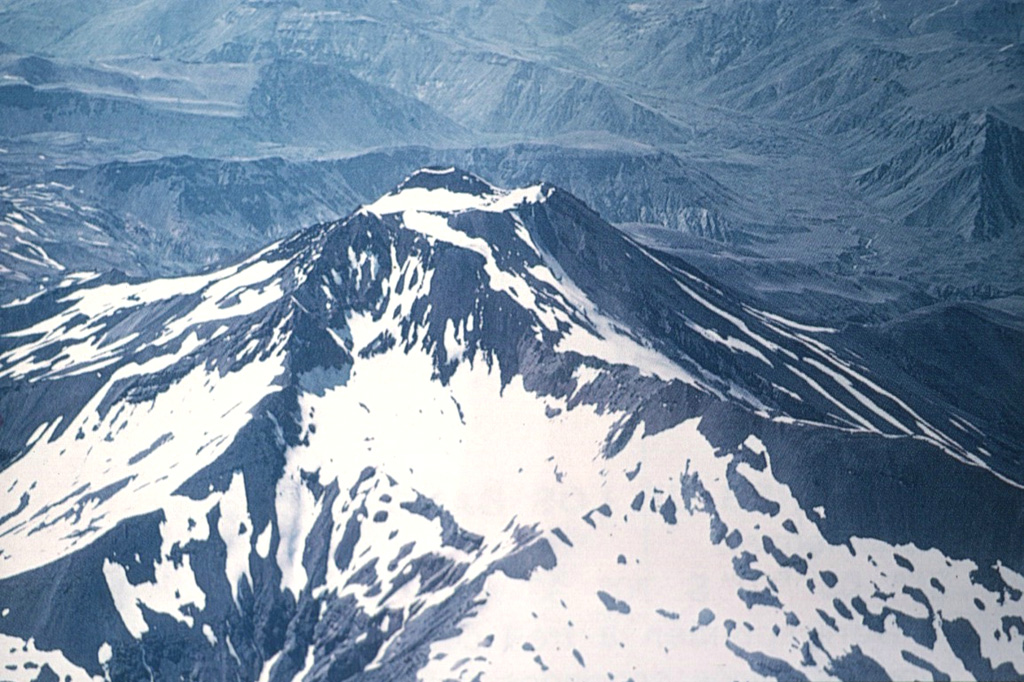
[1, 0, 1022, 305]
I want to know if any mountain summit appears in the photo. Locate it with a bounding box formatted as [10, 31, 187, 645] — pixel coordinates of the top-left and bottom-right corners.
[0, 169, 1022, 681]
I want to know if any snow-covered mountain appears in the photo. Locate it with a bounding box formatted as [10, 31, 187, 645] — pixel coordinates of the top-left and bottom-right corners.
[1, 169, 1022, 681]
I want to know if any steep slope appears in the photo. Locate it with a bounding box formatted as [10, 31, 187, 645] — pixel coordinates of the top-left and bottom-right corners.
[856, 113, 1024, 242]
[242, 60, 466, 151]
[0, 169, 1021, 681]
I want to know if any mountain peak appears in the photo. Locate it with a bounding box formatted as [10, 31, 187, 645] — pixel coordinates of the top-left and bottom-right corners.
[360, 168, 550, 219]
[397, 167, 496, 195]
